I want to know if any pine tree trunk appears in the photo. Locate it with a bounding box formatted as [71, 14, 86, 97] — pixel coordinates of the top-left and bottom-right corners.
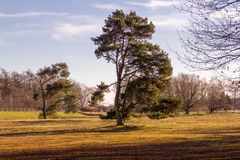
[114, 81, 124, 126]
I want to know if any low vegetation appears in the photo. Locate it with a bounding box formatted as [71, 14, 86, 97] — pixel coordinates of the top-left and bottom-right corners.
[0, 112, 240, 159]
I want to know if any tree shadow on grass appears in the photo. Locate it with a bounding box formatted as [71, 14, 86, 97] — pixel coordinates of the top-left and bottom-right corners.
[92, 125, 143, 133]
[0, 125, 142, 137]
[183, 127, 240, 135]
[16, 119, 91, 125]
[1, 133, 240, 160]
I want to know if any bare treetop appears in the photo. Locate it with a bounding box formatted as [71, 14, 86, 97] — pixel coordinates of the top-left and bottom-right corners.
[178, 0, 240, 70]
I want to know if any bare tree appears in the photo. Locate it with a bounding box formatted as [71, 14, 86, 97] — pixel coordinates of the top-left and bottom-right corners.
[207, 77, 232, 113]
[178, 0, 240, 70]
[0, 68, 41, 111]
[75, 83, 94, 110]
[0, 69, 12, 110]
[224, 78, 240, 111]
[173, 73, 206, 114]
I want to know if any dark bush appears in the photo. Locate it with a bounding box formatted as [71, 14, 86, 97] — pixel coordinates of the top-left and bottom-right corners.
[100, 109, 116, 119]
[99, 107, 132, 119]
[146, 97, 182, 119]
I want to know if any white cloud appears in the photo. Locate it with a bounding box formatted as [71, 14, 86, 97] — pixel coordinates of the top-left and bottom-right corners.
[0, 12, 69, 18]
[94, 3, 122, 10]
[135, 12, 187, 29]
[0, 11, 104, 42]
[52, 23, 99, 40]
[125, 0, 177, 9]
[151, 17, 186, 28]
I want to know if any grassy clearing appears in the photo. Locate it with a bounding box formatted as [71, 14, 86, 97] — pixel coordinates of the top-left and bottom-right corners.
[0, 112, 240, 159]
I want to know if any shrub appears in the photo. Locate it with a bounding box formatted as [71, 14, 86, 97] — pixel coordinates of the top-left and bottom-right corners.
[100, 109, 116, 119]
[99, 107, 132, 120]
[147, 112, 168, 119]
[146, 97, 182, 119]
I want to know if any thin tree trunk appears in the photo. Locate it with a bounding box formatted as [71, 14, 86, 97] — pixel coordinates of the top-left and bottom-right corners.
[40, 84, 47, 119]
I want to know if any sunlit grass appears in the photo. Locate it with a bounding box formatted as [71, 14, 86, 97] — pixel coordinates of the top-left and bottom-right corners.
[0, 112, 240, 159]
[0, 112, 39, 120]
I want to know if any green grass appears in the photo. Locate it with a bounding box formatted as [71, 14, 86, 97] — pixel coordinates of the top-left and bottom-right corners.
[0, 112, 240, 159]
[0, 112, 84, 120]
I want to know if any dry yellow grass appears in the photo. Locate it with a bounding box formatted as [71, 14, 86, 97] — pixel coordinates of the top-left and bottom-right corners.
[0, 112, 240, 159]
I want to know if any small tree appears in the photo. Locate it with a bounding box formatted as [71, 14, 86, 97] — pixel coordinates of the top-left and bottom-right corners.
[92, 10, 172, 125]
[34, 63, 74, 119]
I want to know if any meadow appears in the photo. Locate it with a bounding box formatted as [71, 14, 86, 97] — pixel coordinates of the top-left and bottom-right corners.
[0, 112, 240, 160]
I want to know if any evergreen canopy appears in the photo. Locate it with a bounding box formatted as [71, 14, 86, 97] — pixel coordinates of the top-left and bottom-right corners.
[92, 10, 172, 125]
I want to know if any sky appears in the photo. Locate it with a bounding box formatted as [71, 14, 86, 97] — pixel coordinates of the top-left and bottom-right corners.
[0, 0, 213, 104]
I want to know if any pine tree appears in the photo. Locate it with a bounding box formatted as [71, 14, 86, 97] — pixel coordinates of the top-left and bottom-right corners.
[92, 10, 172, 125]
[34, 63, 76, 119]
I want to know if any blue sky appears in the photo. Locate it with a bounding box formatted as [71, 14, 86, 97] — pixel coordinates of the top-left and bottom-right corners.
[0, 0, 211, 104]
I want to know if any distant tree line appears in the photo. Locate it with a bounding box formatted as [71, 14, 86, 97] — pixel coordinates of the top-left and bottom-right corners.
[164, 73, 235, 114]
[0, 68, 40, 111]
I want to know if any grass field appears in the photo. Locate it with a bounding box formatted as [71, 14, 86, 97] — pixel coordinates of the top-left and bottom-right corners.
[0, 112, 240, 160]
